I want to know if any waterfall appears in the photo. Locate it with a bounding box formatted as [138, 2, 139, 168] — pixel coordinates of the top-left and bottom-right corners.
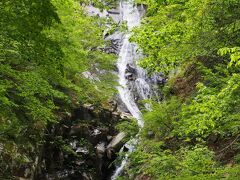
[116, 0, 144, 127]
[111, 0, 154, 179]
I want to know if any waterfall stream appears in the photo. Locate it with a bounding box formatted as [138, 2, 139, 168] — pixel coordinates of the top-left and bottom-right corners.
[111, 1, 154, 179]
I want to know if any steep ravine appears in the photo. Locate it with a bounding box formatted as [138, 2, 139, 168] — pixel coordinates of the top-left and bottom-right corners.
[35, 1, 163, 179]
[36, 105, 132, 180]
[110, 0, 161, 179]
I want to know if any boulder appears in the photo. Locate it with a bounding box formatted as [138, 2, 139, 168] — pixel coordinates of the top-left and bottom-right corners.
[107, 132, 126, 154]
[76, 147, 89, 155]
[125, 72, 135, 81]
[106, 132, 126, 159]
[96, 142, 106, 158]
[125, 63, 136, 74]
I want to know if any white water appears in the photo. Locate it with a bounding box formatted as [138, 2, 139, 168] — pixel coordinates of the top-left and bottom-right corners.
[111, 1, 152, 179]
[116, 0, 143, 127]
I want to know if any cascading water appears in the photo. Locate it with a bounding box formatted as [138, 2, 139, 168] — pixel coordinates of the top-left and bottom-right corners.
[111, 0, 155, 179]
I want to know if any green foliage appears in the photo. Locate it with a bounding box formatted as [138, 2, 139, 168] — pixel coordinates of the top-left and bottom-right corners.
[127, 142, 218, 179]
[131, 0, 240, 73]
[126, 1, 240, 179]
[127, 57, 240, 178]
[0, 0, 116, 177]
[49, 0, 117, 104]
[143, 97, 181, 139]
[54, 136, 79, 157]
[234, 154, 240, 164]
[180, 146, 216, 175]
[116, 118, 139, 142]
[209, 165, 240, 180]
[127, 140, 176, 179]
[176, 72, 240, 138]
[218, 47, 240, 67]
[86, 0, 119, 10]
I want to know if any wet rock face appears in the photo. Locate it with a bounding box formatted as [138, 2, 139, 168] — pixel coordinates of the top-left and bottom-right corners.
[150, 72, 167, 85]
[37, 105, 127, 180]
[104, 32, 124, 54]
[114, 62, 164, 113]
[115, 94, 130, 113]
[137, 4, 147, 18]
[85, 5, 121, 23]
[125, 64, 137, 81]
[127, 70, 165, 104]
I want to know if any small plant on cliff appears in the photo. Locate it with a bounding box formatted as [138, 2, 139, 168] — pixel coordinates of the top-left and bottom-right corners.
[116, 118, 139, 142]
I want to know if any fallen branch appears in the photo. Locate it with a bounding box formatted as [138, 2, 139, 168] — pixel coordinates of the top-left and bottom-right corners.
[217, 134, 240, 154]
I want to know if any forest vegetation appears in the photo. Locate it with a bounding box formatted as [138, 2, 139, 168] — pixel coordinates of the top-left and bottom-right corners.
[0, 0, 116, 178]
[1, 0, 240, 179]
[120, 0, 240, 179]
